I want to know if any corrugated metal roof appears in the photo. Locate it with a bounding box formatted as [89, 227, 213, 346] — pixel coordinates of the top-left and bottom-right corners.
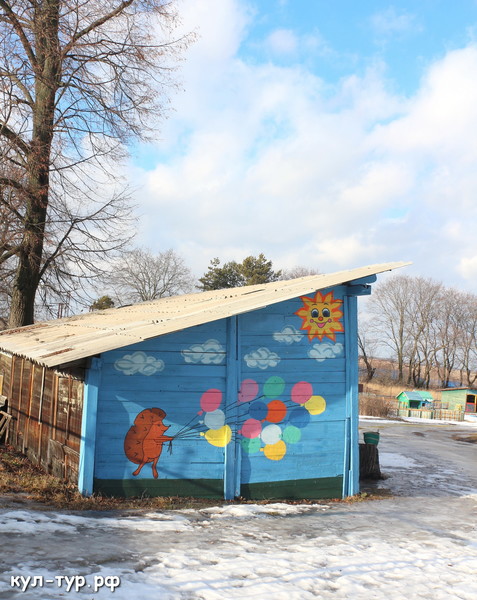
[398, 391, 434, 401]
[0, 261, 409, 368]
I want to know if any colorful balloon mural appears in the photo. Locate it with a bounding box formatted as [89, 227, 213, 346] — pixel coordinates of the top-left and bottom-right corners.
[266, 400, 287, 423]
[125, 375, 328, 475]
[201, 425, 232, 447]
[305, 395, 326, 415]
[194, 376, 327, 460]
[263, 440, 287, 461]
[239, 418, 263, 439]
[235, 375, 327, 461]
[199, 389, 222, 414]
[238, 379, 259, 403]
[291, 381, 313, 405]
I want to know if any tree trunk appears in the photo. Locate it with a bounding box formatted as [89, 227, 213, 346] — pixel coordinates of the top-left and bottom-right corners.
[359, 443, 382, 480]
[7, 0, 60, 328]
[8, 224, 46, 327]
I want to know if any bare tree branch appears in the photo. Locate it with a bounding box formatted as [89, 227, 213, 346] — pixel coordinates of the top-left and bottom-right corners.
[0, 0, 192, 326]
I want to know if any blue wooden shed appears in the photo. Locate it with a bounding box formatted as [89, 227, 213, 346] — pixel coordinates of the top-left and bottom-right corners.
[0, 262, 407, 500]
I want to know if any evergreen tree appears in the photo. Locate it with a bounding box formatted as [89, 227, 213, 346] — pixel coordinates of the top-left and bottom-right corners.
[198, 254, 281, 291]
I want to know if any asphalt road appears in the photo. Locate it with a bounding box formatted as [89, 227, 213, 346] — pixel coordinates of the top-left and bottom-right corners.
[359, 418, 477, 497]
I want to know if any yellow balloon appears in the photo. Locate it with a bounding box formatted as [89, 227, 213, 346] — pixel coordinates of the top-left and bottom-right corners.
[205, 425, 232, 447]
[263, 440, 286, 461]
[305, 395, 326, 415]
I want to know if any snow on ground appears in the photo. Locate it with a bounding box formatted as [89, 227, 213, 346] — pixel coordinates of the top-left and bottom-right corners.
[360, 415, 477, 427]
[1, 420, 477, 600]
[379, 452, 419, 469]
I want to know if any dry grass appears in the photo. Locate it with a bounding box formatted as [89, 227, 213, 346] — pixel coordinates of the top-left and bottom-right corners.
[0, 445, 346, 510]
[0, 445, 227, 511]
[359, 393, 398, 418]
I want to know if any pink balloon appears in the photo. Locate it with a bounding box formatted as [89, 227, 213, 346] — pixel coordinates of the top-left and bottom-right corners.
[238, 379, 259, 403]
[240, 418, 263, 439]
[291, 381, 313, 405]
[200, 389, 223, 412]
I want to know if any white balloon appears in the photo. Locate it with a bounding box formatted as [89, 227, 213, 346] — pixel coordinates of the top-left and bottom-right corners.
[204, 409, 225, 430]
[260, 424, 282, 445]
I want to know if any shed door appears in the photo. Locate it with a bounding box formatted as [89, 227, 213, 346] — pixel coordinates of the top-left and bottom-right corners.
[465, 394, 476, 413]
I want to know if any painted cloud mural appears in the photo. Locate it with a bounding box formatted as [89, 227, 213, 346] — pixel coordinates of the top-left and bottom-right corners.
[308, 342, 343, 362]
[244, 347, 281, 370]
[114, 351, 165, 376]
[181, 339, 226, 364]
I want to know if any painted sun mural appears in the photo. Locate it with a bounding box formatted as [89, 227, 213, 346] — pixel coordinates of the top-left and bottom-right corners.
[295, 291, 344, 341]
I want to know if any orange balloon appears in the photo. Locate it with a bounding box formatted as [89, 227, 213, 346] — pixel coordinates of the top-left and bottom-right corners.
[266, 400, 287, 423]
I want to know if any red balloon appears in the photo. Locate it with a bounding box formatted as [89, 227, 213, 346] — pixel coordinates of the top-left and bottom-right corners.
[291, 381, 313, 405]
[240, 418, 262, 439]
[238, 379, 259, 403]
[200, 389, 222, 412]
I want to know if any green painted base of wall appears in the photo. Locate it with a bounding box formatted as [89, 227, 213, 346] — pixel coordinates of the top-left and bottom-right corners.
[93, 478, 224, 498]
[240, 476, 344, 500]
[93, 476, 344, 500]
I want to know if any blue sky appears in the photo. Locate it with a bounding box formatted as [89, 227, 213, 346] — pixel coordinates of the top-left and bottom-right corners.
[129, 0, 477, 291]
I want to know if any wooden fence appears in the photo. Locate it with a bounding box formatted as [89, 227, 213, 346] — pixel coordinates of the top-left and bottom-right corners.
[396, 408, 464, 421]
[0, 352, 85, 482]
[359, 392, 465, 421]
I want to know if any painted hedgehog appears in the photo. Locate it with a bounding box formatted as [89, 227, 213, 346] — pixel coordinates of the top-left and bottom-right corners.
[124, 408, 173, 478]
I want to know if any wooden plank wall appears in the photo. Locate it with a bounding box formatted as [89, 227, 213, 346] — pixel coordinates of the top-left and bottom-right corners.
[94, 321, 229, 497]
[93, 288, 351, 500]
[0, 352, 85, 483]
[237, 290, 347, 498]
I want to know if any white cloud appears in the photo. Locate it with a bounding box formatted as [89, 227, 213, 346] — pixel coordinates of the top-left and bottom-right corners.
[244, 348, 281, 370]
[264, 29, 298, 56]
[114, 352, 165, 376]
[458, 256, 477, 282]
[308, 343, 344, 363]
[370, 7, 421, 38]
[130, 1, 477, 293]
[182, 339, 226, 364]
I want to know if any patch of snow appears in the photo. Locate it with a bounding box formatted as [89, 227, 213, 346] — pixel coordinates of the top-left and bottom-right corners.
[198, 503, 330, 519]
[360, 415, 477, 427]
[379, 452, 419, 469]
[2, 422, 477, 599]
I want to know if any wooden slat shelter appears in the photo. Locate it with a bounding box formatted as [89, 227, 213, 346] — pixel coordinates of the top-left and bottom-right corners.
[0, 352, 84, 482]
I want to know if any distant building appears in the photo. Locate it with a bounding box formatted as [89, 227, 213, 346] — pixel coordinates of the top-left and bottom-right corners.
[396, 390, 434, 409]
[439, 388, 477, 414]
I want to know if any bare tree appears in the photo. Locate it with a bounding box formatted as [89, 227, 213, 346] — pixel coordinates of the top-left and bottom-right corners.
[357, 328, 377, 382]
[280, 266, 320, 280]
[456, 292, 477, 387]
[432, 288, 465, 388]
[368, 275, 416, 382]
[105, 248, 195, 304]
[366, 273, 477, 388]
[403, 277, 442, 388]
[0, 0, 190, 327]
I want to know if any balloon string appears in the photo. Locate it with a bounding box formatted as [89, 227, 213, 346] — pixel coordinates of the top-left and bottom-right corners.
[173, 414, 202, 438]
[225, 395, 265, 413]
